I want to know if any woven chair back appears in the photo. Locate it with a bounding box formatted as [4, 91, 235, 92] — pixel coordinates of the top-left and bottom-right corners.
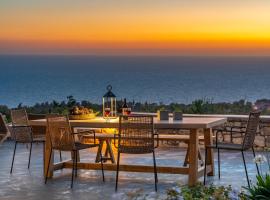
[46, 115, 75, 151]
[0, 114, 9, 143]
[242, 111, 261, 150]
[10, 109, 32, 143]
[11, 109, 29, 126]
[118, 115, 154, 154]
[0, 114, 8, 134]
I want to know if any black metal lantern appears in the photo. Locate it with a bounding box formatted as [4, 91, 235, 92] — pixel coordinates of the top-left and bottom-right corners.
[103, 85, 117, 118]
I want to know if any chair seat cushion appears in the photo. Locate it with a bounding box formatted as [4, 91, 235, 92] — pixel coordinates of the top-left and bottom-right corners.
[207, 143, 243, 150]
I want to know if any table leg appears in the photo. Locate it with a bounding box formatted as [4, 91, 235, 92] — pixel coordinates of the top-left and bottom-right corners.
[105, 139, 115, 163]
[44, 129, 54, 178]
[183, 144, 190, 166]
[95, 139, 115, 163]
[96, 139, 104, 163]
[204, 128, 215, 176]
[188, 128, 199, 186]
[105, 144, 109, 158]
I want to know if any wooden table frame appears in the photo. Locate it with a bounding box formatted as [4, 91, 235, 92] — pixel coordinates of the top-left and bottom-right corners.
[30, 117, 226, 186]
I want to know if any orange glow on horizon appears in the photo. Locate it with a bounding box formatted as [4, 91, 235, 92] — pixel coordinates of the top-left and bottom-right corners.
[1, 1, 270, 55]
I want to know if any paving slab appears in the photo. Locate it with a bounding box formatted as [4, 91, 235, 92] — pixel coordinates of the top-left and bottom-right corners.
[0, 141, 264, 200]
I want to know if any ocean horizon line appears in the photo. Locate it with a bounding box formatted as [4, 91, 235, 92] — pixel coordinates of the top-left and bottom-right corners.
[1, 53, 270, 58]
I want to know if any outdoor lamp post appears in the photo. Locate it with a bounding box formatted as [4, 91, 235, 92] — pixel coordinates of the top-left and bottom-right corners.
[103, 85, 117, 118]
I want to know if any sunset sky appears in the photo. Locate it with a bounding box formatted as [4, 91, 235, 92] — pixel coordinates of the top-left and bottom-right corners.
[1, 0, 270, 55]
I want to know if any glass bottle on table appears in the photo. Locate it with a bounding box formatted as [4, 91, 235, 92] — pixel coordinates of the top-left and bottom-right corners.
[122, 98, 128, 115]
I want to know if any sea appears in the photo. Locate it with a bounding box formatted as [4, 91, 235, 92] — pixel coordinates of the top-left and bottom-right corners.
[0, 55, 270, 107]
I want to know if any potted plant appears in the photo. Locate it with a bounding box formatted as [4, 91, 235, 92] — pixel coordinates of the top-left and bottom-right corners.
[173, 107, 183, 121]
[157, 107, 169, 120]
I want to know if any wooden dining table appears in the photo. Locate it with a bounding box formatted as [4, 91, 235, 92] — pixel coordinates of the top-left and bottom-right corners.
[29, 116, 226, 186]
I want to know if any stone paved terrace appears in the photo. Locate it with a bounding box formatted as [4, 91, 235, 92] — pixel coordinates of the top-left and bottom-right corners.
[0, 141, 265, 200]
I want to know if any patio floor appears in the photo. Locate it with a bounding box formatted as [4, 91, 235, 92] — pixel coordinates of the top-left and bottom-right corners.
[0, 141, 261, 200]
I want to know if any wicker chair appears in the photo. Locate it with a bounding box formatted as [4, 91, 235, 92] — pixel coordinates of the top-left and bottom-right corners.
[204, 111, 261, 188]
[45, 113, 69, 163]
[10, 109, 45, 173]
[114, 115, 158, 191]
[45, 115, 104, 188]
[0, 114, 9, 144]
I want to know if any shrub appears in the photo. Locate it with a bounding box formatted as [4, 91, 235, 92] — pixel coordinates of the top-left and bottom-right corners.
[241, 174, 270, 200]
[165, 184, 232, 200]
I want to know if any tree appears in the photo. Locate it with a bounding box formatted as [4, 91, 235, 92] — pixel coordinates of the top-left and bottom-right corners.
[67, 95, 76, 108]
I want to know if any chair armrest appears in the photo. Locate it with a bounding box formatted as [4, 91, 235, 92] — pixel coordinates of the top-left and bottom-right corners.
[212, 127, 224, 132]
[74, 129, 95, 135]
[154, 133, 159, 148]
[229, 127, 246, 141]
[230, 126, 246, 131]
[72, 130, 96, 144]
[12, 125, 32, 128]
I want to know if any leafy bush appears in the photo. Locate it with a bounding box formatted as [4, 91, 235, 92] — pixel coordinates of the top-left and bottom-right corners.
[241, 174, 270, 200]
[166, 188, 180, 200]
[0, 105, 10, 121]
[181, 184, 232, 200]
[0, 96, 257, 122]
[165, 183, 232, 200]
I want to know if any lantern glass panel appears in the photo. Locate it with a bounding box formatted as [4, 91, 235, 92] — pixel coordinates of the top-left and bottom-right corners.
[103, 85, 117, 118]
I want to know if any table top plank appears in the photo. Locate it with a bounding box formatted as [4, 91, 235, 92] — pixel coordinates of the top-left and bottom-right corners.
[29, 117, 226, 129]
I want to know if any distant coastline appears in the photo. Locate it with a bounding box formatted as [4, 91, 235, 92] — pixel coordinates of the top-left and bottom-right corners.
[1, 97, 270, 122]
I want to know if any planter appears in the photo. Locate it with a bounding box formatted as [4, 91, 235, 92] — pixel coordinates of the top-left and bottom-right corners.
[173, 111, 183, 120]
[157, 110, 169, 120]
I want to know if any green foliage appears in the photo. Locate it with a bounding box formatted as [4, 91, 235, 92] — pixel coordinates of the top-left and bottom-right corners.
[166, 188, 180, 200]
[131, 99, 253, 114]
[0, 96, 256, 122]
[0, 105, 10, 121]
[180, 183, 232, 200]
[159, 106, 167, 111]
[171, 104, 182, 112]
[165, 184, 233, 200]
[241, 174, 270, 200]
[190, 99, 206, 114]
[66, 95, 77, 108]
